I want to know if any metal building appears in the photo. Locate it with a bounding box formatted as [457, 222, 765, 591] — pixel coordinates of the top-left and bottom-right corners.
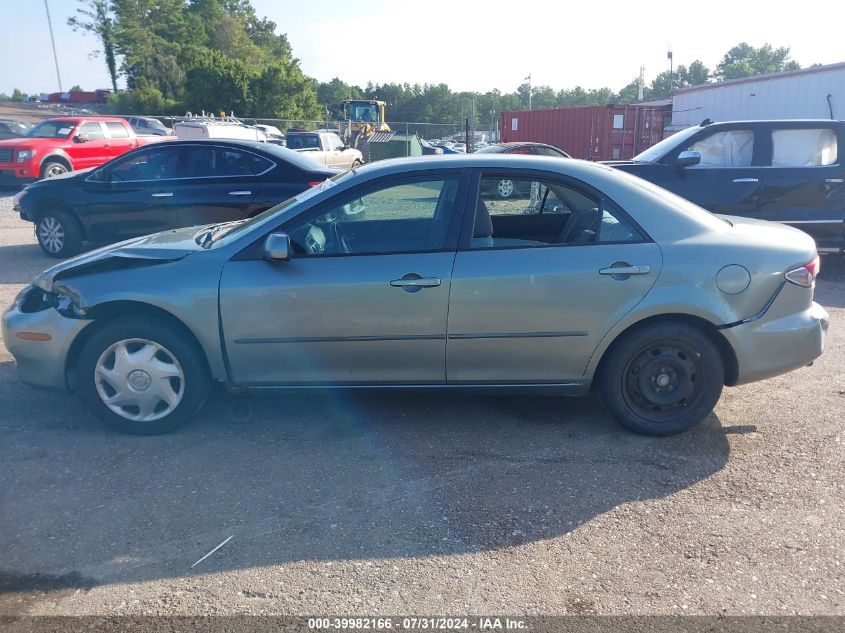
[671, 62, 845, 128]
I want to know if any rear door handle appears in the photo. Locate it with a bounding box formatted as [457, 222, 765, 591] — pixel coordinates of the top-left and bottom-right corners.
[599, 265, 650, 276]
[390, 277, 441, 287]
[151, 192, 173, 198]
[228, 190, 252, 196]
[825, 178, 844, 184]
[732, 178, 759, 183]
[390, 275, 441, 292]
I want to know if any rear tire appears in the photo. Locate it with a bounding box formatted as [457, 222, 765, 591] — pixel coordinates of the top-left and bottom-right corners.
[35, 210, 83, 258]
[77, 317, 211, 435]
[599, 322, 724, 436]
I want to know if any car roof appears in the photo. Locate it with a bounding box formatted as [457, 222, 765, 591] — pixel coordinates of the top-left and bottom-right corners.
[352, 153, 609, 180]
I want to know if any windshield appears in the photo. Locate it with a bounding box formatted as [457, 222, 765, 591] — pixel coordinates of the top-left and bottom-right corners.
[202, 169, 356, 246]
[632, 126, 700, 162]
[26, 121, 77, 139]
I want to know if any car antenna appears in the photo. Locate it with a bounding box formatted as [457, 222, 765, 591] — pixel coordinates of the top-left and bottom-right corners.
[700, 118, 712, 126]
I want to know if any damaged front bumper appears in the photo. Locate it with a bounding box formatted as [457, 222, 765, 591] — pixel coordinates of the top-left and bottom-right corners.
[2, 297, 92, 392]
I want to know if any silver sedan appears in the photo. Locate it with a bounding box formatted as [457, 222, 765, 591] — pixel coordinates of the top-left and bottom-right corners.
[2, 155, 829, 435]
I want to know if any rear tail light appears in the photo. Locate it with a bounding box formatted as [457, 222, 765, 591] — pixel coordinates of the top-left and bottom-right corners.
[784, 256, 820, 288]
[308, 181, 323, 187]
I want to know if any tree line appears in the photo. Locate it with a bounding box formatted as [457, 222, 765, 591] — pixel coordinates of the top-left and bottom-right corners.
[3, 0, 809, 126]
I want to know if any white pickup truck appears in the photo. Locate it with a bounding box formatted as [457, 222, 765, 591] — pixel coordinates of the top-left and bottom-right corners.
[285, 130, 364, 168]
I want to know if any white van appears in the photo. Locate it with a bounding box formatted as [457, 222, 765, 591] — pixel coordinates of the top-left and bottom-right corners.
[173, 119, 267, 142]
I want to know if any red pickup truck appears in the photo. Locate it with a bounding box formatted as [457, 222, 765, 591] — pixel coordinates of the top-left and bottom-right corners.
[0, 116, 166, 182]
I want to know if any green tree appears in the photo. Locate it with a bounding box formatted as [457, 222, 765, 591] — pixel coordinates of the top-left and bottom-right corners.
[69, 85, 84, 92]
[182, 48, 253, 115]
[11, 88, 27, 102]
[715, 43, 800, 80]
[109, 80, 180, 114]
[249, 60, 321, 120]
[68, 0, 119, 92]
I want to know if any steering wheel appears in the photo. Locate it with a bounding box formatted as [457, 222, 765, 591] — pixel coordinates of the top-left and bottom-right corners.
[329, 220, 351, 254]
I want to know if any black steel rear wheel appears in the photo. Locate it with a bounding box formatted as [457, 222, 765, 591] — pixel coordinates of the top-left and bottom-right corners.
[599, 322, 724, 436]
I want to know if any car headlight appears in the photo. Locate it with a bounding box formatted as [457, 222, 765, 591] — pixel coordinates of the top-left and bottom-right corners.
[14, 284, 84, 317]
[16, 149, 36, 163]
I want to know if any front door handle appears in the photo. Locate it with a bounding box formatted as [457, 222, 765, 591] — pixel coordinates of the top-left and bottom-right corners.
[151, 192, 173, 198]
[229, 190, 252, 196]
[599, 265, 650, 276]
[732, 178, 759, 183]
[825, 178, 844, 184]
[390, 274, 441, 292]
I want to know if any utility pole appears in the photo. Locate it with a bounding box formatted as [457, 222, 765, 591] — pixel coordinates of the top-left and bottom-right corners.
[638, 66, 645, 101]
[525, 73, 532, 110]
[667, 46, 673, 92]
[44, 0, 63, 92]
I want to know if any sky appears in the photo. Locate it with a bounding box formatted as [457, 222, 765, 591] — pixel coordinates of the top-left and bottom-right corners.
[3, 0, 845, 96]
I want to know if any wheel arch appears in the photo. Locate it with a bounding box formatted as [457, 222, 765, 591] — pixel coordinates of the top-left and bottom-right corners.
[65, 301, 214, 391]
[31, 199, 90, 241]
[38, 151, 73, 175]
[588, 312, 739, 389]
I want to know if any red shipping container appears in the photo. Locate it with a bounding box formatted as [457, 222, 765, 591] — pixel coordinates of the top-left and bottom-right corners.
[500, 102, 671, 161]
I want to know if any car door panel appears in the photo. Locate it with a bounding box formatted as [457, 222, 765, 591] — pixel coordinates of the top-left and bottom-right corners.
[219, 252, 454, 385]
[447, 242, 662, 383]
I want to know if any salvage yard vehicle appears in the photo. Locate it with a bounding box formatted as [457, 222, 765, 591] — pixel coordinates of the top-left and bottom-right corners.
[173, 116, 268, 142]
[13, 140, 335, 257]
[476, 142, 571, 198]
[604, 119, 845, 254]
[3, 155, 828, 436]
[125, 116, 173, 137]
[0, 118, 32, 140]
[0, 116, 167, 183]
[285, 130, 364, 169]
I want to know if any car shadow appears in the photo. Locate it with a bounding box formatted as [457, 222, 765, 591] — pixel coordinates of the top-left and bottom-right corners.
[0, 362, 731, 598]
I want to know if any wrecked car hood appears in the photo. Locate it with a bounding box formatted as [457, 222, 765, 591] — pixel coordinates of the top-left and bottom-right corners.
[33, 225, 208, 291]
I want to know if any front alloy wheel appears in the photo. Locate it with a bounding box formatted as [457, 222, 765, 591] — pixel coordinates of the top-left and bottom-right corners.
[37, 215, 64, 255]
[35, 211, 83, 258]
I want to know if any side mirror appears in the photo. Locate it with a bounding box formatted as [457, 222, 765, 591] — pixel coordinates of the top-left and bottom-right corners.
[263, 232, 291, 261]
[73, 133, 89, 143]
[676, 150, 701, 168]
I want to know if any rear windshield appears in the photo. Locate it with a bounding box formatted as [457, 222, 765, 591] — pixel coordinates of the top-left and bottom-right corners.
[475, 145, 507, 153]
[26, 121, 77, 139]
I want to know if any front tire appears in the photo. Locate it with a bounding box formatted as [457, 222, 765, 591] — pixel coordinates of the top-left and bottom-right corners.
[77, 318, 211, 435]
[40, 160, 69, 179]
[599, 322, 724, 436]
[36, 210, 83, 258]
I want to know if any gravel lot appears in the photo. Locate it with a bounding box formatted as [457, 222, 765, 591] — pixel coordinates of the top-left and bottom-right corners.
[0, 190, 843, 618]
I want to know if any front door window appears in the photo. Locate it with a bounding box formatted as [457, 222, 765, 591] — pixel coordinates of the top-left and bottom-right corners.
[287, 178, 460, 256]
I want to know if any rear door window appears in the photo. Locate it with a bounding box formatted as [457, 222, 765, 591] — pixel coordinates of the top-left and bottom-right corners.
[688, 130, 754, 167]
[471, 175, 643, 249]
[771, 128, 838, 166]
[105, 122, 129, 138]
[79, 122, 106, 140]
[186, 147, 272, 177]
